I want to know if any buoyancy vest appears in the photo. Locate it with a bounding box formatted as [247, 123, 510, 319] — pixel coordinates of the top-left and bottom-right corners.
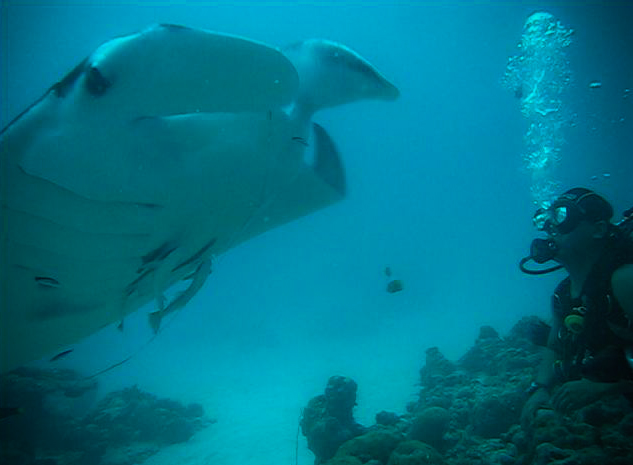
[552, 238, 633, 383]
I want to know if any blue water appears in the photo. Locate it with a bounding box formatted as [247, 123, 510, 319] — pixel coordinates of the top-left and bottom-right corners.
[1, 1, 631, 463]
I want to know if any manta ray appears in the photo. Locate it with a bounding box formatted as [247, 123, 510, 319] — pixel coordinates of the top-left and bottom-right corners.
[0, 24, 399, 373]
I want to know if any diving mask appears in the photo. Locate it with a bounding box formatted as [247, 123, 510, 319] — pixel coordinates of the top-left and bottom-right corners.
[533, 202, 585, 235]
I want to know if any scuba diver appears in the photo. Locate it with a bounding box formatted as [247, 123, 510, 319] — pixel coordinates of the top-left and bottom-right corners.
[519, 187, 633, 427]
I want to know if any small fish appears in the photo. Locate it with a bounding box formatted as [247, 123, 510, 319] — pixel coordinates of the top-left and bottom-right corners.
[384, 266, 392, 277]
[292, 136, 309, 147]
[386, 279, 404, 294]
[35, 276, 60, 288]
[49, 349, 73, 362]
[514, 86, 523, 99]
[0, 407, 23, 420]
[589, 81, 602, 89]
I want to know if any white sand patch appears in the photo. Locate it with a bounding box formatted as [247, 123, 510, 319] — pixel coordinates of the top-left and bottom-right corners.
[127, 333, 420, 465]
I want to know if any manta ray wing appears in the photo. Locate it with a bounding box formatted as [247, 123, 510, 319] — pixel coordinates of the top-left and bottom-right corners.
[0, 26, 300, 373]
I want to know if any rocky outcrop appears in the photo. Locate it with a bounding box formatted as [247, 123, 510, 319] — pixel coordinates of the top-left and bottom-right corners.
[302, 317, 633, 465]
[301, 376, 367, 463]
[0, 368, 213, 465]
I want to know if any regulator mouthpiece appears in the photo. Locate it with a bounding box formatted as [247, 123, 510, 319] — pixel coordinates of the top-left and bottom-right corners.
[519, 238, 563, 275]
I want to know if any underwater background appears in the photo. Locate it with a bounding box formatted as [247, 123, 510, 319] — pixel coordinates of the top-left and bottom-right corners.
[1, 1, 632, 464]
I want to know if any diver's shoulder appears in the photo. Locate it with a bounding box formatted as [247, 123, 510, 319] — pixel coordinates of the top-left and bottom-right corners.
[612, 264, 633, 287]
[611, 264, 633, 316]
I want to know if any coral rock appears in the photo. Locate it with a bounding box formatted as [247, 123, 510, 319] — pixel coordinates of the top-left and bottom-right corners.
[387, 440, 444, 465]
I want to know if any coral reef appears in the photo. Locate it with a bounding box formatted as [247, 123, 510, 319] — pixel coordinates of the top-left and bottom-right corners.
[301, 376, 368, 463]
[0, 368, 213, 465]
[406, 406, 450, 448]
[302, 317, 633, 465]
[82, 385, 207, 446]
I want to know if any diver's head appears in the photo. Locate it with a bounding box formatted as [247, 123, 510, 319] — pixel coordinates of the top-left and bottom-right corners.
[533, 187, 613, 237]
[520, 187, 613, 274]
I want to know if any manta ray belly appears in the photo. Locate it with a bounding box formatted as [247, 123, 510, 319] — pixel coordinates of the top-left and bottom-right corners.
[0, 24, 361, 373]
